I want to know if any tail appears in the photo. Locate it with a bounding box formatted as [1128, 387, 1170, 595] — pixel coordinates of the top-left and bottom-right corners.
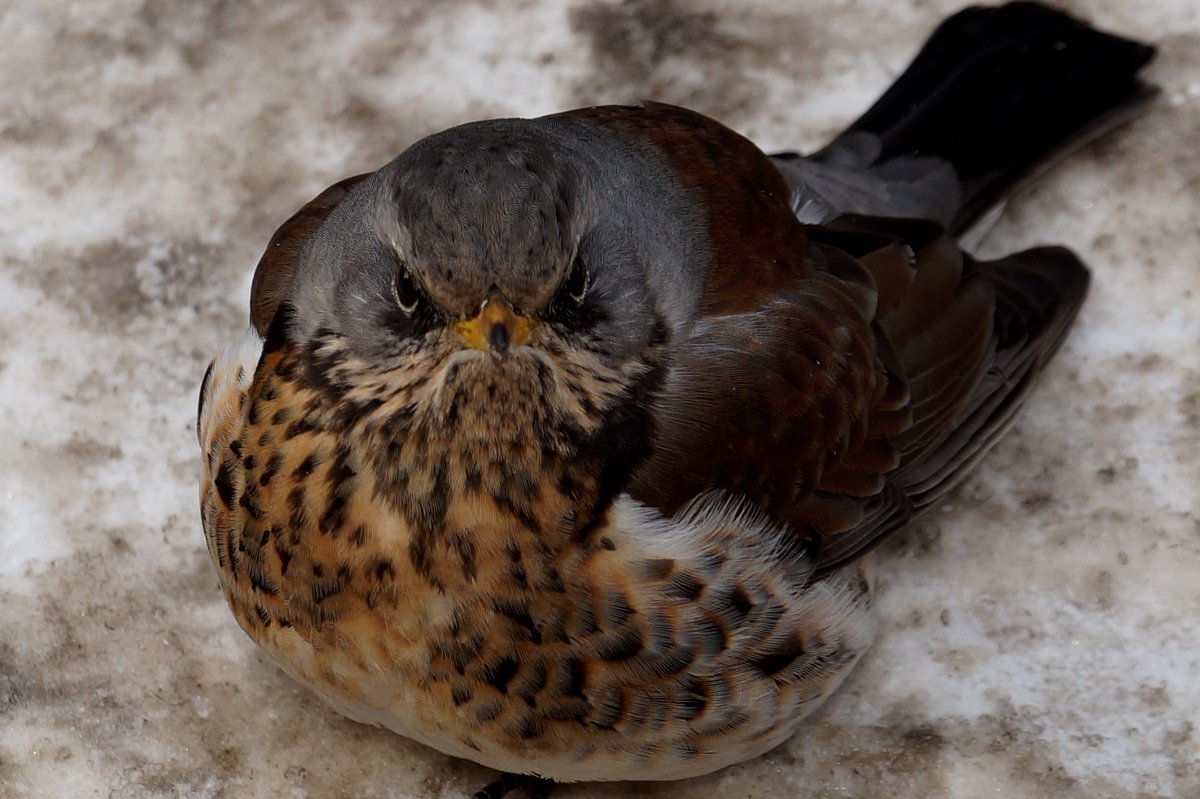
[818, 1, 1157, 234]
[793, 3, 1148, 575]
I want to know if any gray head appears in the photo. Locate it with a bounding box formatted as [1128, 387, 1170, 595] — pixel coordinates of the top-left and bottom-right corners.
[374, 123, 593, 319]
[282, 116, 707, 441]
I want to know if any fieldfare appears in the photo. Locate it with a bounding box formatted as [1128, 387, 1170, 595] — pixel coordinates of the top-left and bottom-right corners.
[199, 3, 1155, 796]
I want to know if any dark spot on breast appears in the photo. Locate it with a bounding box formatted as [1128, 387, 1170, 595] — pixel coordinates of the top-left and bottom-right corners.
[273, 534, 292, 575]
[326, 445, 356, 485]
[510, 714, 546, 741]
[666, 571, 705, 601]
[577, 391, 597, 419]
[270, 408, 291, 426]
[601, 590, 636, 627]
[213, 456, 237, 508]
[513, 661, 547, 707]
[239, 486, 266, 520]
[464, 461, 483, 492]
[247, 561, 279, 597]
[587, 686, 624, 730]
[711, 584, 754, 621]
[334, 396, 383, 432]
[309, 575, 341, 605]
[409, 539, 432, 582]
[745, 598, 786, 642]
[474, 700, 502, 723]
[286, 486, 307, 528]
[642, 558, 675, 581]
[556, 470, 578, 498]
[510, 562, 528, 587]
[483, 656, 520, 695]
[386, 404, 416, 431]
[492, 598, 541, 644]
[371, 558, 396, 583]
[495, 492, 542, 536]
[260, 453, 283, 487]
[285, 416, 317, 439]
[318, 495, 347, 535]
[748, 631, 806, 678]
[556, 658, 588, 699]
[451, 686, 473, 707]
[571, 504, 610, 545]
[450, 532, 477, 580]
[434, 632, 484, 676]
[443, 394, 462, 428]
[595, 625, 644, 661]
[537, 566, 566, 594]
[273, 355, 297, 381]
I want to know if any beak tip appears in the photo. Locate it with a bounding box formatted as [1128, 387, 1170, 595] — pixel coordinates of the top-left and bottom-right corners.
[488, 323, 511, 354]
[456, 296, 533, 353]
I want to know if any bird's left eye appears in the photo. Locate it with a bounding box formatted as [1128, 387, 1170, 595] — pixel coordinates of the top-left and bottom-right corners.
[561, 252, 589, 304]
[392, 267, 421, 314]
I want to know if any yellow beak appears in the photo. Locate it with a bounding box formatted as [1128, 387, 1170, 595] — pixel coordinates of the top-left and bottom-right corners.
[454, 294, 535, 354]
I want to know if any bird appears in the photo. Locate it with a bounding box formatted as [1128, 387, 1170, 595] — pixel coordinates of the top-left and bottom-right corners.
[197, 3, 1156, 797]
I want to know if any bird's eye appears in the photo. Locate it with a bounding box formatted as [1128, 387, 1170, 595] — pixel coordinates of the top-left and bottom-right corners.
[392, 268, 421, 314]
[561, 252, 589, 304]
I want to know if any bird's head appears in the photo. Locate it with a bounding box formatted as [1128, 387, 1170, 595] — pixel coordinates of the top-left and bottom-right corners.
[278, 119, 696, 453]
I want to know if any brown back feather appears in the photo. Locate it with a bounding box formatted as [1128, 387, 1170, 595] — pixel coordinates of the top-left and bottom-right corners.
[591, 107, 1089, 575]
[249, 174, 372, 335]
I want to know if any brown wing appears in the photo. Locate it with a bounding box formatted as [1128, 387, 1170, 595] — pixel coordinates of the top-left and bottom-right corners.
[249, 173, 372, 335]
[593, 105, 1089, 575]
[799, 219, 1089, 573]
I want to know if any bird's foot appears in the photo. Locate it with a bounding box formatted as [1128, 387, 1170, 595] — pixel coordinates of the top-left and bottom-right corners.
[470, 773, 554, 799]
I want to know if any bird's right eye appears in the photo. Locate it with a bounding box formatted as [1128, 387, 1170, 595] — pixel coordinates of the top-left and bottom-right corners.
[392, 267, 421, 314]
[561, 252, 590, 304]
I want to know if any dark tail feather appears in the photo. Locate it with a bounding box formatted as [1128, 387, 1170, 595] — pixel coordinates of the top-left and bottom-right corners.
[832, 1, 1157, 234]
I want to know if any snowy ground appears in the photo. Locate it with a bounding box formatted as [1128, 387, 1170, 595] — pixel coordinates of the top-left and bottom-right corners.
[1, 1, 1197, 797]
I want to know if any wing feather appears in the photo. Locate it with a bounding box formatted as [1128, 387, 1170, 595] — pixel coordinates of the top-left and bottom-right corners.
[633, 204, 1088, 576]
